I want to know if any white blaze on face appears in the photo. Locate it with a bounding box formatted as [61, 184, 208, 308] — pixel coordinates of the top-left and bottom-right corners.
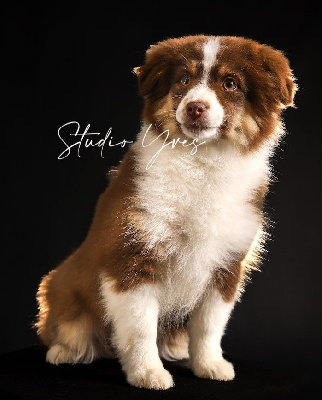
[176, 37, 224, 140]
[203, 37, 220, 78]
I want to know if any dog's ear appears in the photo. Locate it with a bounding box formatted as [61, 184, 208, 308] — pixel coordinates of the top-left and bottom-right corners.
[133, 44, 172, 99]
[260, 45, 297, 108]
[246, 43, 297, 113]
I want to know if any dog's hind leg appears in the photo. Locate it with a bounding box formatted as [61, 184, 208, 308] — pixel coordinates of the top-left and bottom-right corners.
[45, 314, 101, 365]
[159, 326, 189, 361]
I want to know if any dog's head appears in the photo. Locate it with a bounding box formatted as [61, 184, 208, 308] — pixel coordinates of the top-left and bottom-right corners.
[134, 35, 297, 151]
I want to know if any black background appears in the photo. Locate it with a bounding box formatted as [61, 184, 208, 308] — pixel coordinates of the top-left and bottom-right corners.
[3, 1, 322, 373]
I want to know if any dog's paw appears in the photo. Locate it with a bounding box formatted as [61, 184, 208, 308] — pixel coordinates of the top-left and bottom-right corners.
[46, 344, 73, 365]
[127, 367, 174, 390]
[192, 358, 235, 381]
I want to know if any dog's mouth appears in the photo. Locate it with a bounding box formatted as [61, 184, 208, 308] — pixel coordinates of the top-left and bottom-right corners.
[179, 120, 220, 140]
[183, 121, 213, 133]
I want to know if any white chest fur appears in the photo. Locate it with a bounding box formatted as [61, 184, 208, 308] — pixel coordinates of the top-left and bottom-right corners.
[131, 128, 271, 317]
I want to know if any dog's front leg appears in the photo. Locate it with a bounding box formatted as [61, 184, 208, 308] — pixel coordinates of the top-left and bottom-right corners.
[102, 282, 173, 390]
[188, 289, 236, 381]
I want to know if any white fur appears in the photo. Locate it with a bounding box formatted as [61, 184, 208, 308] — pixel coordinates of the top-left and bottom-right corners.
[176, 38, 224, 140]
[98, 35, 275, 388]
[46, 316, 98, 365]
[100, 281, 174, 389]
[202, 37, 220, 79]
[176, 84, 224, 139]
[98, 124, 271, 387]
[188, 290, 235, 380]
[131, 127, 270, 321]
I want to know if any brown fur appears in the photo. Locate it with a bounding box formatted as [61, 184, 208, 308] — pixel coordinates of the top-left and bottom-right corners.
[159, 325, 189, 360]
[250, 180, 269, 211]
[36, 35, 296, 362]
[36, 150, 162, 347]
[135, 35, 296, 151]
[212, 261, 243, 303]
[135, 35, 207, 137]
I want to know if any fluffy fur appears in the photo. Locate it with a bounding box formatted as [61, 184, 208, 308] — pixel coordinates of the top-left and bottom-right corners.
[35, 35, 297, 390]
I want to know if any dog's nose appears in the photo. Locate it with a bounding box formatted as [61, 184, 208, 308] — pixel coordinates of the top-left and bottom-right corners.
[186, 102, 207, 120]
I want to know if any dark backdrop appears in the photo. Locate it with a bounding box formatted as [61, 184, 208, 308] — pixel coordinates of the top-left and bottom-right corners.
[3, 2, 322, 370]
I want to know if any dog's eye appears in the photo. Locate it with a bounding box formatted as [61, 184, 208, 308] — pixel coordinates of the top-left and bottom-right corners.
[180, 76, 190, 86]
[223, 78, 237, 91]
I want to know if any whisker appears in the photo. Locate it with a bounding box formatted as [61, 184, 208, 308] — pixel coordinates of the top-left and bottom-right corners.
[157, 109, 177, 115]
[156, 112, 176, 120]
[154, 113, 177, 129]
[155, 114, 176, 125]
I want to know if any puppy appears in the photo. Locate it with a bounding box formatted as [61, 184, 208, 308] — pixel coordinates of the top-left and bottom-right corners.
[35, 35, 296, 390]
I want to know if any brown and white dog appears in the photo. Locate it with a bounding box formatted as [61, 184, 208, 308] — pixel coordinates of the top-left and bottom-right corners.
[36, 35, 297, 390]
